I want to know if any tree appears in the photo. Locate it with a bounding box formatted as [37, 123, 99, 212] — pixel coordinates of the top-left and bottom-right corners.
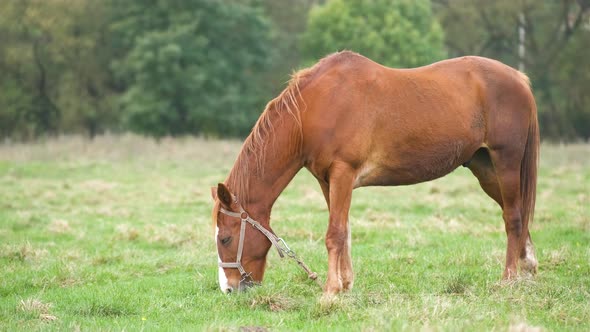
[436, 0, 590, 139]
[301, 0, 446, 68]
[110, 0, 275, 137]
[0, 1, 62, 139]
[259, 0, 322, 92]
[0, 0, 116, 139]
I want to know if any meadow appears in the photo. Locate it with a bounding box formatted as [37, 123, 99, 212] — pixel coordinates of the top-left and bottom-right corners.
[0, 135, 588, 331]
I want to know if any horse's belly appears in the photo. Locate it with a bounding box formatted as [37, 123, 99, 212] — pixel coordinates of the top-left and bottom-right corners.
[354, 163, 453, 188]
[354, 143, 472, 188]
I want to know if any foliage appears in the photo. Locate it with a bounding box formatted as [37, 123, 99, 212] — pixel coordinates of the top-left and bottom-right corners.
[0, 136, 589, 329]
[259, 0, 321, 94]
[302, 0, 446, 67]
[436, 0, 590, 139]
[110, 0, 274, 137]
[0, 0, 116, 139]
[0, 0, 589, 140]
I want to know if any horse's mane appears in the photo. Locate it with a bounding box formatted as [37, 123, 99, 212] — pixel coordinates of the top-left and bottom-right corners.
[225, 60, 322, 206]
[239, 50, 361, 173]
[213, 51, 360, 224]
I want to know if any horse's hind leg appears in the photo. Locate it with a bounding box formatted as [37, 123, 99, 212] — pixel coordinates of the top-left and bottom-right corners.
[519, 234, 538, 276]
[467, 148, 537, 277]
[467, 148, 503, 206]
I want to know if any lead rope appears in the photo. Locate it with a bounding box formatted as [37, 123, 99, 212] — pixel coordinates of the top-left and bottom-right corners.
[275, 238, 323, 288]
[219, 206, 322, 288]
[245, 214, 322, 288]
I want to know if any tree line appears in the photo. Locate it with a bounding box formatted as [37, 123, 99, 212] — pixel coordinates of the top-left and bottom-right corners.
[0, 0, 588, 140]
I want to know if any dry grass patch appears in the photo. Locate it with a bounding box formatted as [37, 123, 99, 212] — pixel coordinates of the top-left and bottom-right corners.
[315, 293, 352, 317]
[278, 226, 317, 242]
[47, 219, 71, 234]
[114, 222, 195, 246]
[239, 327, 269, 332]
[425, 214, 465, 233]
[94, 206, 131, 218]
[546, 247, 569, 267]
[0, 134, 243, 165]
[1, 242, 48, 262]
[426, 213, 503, 235]
[18, 298, 57, 321]
[80, 179, 118, 192]
[249, 293, 295, 312]
[115, 224, 140, 241]
[145, 223, 195, 246]
[509, 321, 543, 332]
[299, 186, 326, 206]
[360, 209, 401, 229]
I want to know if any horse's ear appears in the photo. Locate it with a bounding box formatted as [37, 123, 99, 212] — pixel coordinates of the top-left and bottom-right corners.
[210, 187, 217, 201]
[217, 183, 233, 209]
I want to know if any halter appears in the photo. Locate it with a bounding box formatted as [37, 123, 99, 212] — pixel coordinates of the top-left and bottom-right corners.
[217, 204, 318, 285]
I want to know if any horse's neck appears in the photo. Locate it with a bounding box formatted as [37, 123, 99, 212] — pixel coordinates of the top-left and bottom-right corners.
[227, 116, 303, 217]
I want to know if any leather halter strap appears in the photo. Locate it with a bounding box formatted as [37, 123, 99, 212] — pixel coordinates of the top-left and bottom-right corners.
[217, 206, 284, 278]
[217, 205, 319, 283]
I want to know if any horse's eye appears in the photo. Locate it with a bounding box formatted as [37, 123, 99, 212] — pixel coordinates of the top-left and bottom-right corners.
[220, 236, 232, 246]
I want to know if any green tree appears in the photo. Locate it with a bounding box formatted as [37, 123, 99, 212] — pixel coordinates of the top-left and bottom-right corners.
[302, 0, 446, 67]
[436, 0, 590, 139]
[259, 0, 322, 92]
[110, 0, 274, 137]
[0, 1, 63, 138]
[0, 0, 116, 139]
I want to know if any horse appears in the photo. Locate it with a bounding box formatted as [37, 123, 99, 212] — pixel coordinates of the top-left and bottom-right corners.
[211, 51, 539, 294]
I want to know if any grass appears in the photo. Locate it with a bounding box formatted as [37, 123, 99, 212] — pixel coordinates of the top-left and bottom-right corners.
[0, 134, 588, 331]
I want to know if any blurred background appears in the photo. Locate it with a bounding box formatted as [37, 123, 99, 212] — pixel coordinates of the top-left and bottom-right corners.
[0, 0, 588, 141]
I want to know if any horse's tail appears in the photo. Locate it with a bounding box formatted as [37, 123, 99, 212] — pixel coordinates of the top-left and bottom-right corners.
[519, 79, 540, 242]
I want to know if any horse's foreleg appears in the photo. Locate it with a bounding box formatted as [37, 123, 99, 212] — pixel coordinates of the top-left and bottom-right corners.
[324, 162, 355, 294]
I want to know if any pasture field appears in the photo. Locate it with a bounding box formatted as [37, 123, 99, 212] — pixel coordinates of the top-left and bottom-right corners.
[0, 135, 588, 331]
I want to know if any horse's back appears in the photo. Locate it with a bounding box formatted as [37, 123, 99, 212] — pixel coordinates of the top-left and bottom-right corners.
[300, 53, 535, 186]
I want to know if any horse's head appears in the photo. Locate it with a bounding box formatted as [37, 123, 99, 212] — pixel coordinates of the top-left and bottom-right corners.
[211, 183, 272, 293]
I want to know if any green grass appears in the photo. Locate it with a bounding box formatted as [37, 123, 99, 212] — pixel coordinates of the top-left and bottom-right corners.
[0, 135, 589, 331]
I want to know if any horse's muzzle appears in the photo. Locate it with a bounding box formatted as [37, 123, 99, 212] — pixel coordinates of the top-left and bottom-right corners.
[223, 278, 259, 293]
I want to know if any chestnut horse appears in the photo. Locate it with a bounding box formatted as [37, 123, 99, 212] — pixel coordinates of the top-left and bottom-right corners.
[211, 51, 539, 294]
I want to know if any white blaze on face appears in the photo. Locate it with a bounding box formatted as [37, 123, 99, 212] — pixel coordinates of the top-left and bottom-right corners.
[216, 226, 230, 292]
